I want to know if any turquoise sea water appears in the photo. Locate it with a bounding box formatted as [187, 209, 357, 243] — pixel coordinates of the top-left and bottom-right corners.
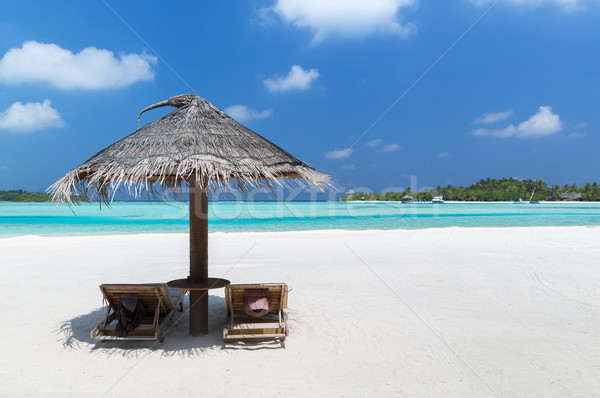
[2, 201, 600, 237]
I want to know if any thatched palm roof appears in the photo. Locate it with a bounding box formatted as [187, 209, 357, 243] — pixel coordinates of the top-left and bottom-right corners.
[50, 94, 330, 203]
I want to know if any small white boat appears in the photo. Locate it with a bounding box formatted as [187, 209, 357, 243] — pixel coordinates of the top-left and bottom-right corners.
[529, 188, 539, 204]
[432, 195, 444, 203]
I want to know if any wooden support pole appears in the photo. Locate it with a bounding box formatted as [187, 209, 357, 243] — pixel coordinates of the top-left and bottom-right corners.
[188, 175, 209, 336]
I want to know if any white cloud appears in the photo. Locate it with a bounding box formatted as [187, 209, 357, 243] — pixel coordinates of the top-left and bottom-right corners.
[575, 122, 587, 128]
[224, 105, 273, 122]
[363, 138, 381, 147]
[342, 163, 357, 170]
[517, 106, 563, 137]
[382, 143, 401, 152]
[0, 41, 157, 90]
[0, 99, 65, 133]
[474, 109, 513, 124]
[325, 147, 353, 159]
[471, 125, 517, 138]
[466, 0, 590, 11]
[264, 65, 319, 93]
[0, 166, 8, 171]
[253, 6, 278, 26]
[268, 0, 416, 44]
[568, 132, 586, 139]
[470, 106, 562, 138]
[438, 152, 450, 158]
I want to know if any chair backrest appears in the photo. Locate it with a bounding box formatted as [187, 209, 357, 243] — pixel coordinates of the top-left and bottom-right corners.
[226, 283, 288, 315]
[100, 284, 175, 314]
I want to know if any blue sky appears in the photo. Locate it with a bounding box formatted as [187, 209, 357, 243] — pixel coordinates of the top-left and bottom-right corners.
[0, 0, 599, 195]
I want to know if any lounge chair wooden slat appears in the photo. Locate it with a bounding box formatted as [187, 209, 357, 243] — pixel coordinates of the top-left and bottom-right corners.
[223, 283, 289, 342]
[222, 333, 287, 340]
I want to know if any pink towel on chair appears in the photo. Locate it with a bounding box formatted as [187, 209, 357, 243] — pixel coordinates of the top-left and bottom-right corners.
[243, 288, 272, 318]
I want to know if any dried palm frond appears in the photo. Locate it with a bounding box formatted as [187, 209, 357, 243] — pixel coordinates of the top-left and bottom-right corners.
[49, 94, 331, 204]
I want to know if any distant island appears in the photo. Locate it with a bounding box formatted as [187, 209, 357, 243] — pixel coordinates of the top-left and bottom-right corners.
[0, 190, 54, 202]
[0, 190, 90, 202]
[342, 178, 600, 202]
[3, 178, 600, 203]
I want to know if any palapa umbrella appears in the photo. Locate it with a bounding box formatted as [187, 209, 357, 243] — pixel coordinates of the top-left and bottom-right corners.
[50, 94, 330, 336]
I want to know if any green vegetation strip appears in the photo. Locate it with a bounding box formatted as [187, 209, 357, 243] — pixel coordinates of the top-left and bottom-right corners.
[343, 178, 600, 202]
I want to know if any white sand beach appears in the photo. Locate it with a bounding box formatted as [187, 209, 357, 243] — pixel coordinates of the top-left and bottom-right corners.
[2, 227, 600, 397]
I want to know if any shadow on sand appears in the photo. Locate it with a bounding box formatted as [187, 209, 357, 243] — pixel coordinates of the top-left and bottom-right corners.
[55, 294, 284, 358]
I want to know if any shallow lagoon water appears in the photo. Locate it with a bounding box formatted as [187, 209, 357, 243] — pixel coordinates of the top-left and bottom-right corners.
[2, 201, 600, 237]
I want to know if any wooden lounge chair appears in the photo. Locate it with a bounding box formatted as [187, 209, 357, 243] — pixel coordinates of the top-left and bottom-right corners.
[223, 283, 289, 342]
[91, 284, 184, 342]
